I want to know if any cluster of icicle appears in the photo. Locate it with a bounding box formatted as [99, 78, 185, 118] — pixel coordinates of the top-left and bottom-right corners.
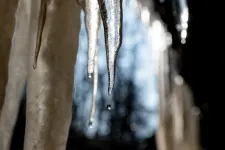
[79, 0, 123, 126]
[134, 0, 200, 149]
[32, 0, 123, 126]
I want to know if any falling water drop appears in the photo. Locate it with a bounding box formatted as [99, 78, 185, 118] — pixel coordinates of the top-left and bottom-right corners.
[98, 0, 123, 95]
[106, 104, 111, 110]
[87, 73, 93, 79]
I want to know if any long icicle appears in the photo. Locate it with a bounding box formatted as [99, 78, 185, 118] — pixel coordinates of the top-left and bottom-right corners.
[84, 0, 101, 79]
[79, 0, 101, 126]
[33, 0, 47, 69]
[98, 0, 123, 95]
[88, 46, 99, 127]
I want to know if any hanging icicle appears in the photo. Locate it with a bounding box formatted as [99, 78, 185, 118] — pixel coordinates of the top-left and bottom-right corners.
[172, 0, 189, 44]
[98, 0, 123, 95]
[78, 0, 101, 126]
[171, 75, 200, 150]
[88, 48, 99, 127]
[84, 0, 101, 79]
[33, 0, 47, 69]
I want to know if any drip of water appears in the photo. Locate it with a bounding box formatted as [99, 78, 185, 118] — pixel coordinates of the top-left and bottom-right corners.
[87, 73, 93, 79]
[106, 104, 111, 110]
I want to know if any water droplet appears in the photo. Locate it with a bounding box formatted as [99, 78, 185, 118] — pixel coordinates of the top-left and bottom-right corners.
[174, 75, 183, 85]
[106, 104, 111, 110]
[87, 73, 93, 79]
[88, 121, 93, 128]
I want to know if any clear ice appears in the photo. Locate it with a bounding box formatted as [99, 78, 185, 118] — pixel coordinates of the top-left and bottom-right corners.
[81, 0, 101, 125]
[88, 47, 99, 125]
[79, 0, 123, 124]
[84, 0, 101, 78]
[98, 0, 123, 95]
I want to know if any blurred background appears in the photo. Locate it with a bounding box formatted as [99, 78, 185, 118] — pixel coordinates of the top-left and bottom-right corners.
[10, 0, 222, 149]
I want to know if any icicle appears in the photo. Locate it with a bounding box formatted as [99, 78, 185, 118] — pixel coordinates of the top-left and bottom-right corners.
[78, 0, 101, 125]
[33, 0, 47, 69]
[83, 0, 101, 79]
[98, 0, 123, 95]
[88, 47, 98, 126]
[77, 0, 101, 126]
[172, 0, 189, 44]
[171, 75, 200, 150]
